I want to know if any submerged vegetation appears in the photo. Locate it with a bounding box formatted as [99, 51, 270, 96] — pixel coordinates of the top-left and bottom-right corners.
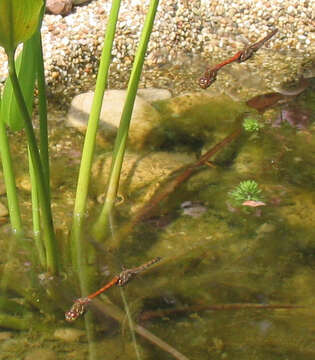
[0, 0, 314, 359]
[228, 180, 264, 205]
[243, 116, 263, 132]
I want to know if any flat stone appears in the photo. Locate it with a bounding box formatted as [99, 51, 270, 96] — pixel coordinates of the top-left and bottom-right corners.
[137, 88, 172, 103]
[67, 90, 162, 150]
[54, 327, 85, 342]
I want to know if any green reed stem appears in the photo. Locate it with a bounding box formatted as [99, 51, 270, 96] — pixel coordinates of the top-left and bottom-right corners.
[0, 98, 23, 236]
[93, 0, 159, 239]
[70, 0, 121, 269]
[7, 49, 58, 274]
[35, 28, 50, 196]
[33, 23, 51, 267]
[29, 147, 46, 267]
[120, 288, 142, 360]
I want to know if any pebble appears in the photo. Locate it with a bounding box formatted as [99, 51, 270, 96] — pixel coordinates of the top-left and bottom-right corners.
[0, 0, 313, 105]
[181, 201, 208, 218]
[53, 327, 85, 342]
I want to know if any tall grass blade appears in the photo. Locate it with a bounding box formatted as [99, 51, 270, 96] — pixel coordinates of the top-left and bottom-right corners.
[7, 50, 58, 274]
[93, 0, 159, 239]
[71, 0, 121, 270]
[34, 6, 51, 195]
[0, 96, 23, 235]
[29, 147, 46, 267]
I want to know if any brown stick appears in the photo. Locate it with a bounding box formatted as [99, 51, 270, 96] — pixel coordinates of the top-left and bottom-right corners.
[133, 126, 242, 223]
[93, 298, 190, 360]
[106, 127, 242, 249]
[140, 303, 305, 321]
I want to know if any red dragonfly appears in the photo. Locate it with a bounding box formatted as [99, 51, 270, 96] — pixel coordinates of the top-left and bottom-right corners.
[199, 29, 278, 89]
[65, 257, 162, 322]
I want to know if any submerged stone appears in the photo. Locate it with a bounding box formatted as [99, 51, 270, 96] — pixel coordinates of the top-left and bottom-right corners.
[137, 87, 172, 102]
[0, 202, 8, 218]
[92, 151, 195, 214]
[53, 327, 85, 342]
[25, 349, 57, 360]
[158, 93, 257, 143]
[181, 201, 207, 218]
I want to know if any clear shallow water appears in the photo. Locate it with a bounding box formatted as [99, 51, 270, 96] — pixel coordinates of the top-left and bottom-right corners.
[0, 76, 314, 360]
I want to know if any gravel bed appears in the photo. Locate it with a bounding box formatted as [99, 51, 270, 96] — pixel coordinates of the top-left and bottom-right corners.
[0, 0, 314, 105]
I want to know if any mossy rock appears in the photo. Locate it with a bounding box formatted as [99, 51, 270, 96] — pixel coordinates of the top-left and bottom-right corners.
[156, 93, 257, 145]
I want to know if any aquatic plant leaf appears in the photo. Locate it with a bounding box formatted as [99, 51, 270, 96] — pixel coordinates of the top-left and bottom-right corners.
[0, 0, 43, 52]
[242, 200, 266, 207]
[229, 180, 264, 205]
[246, 92, 286, 113]
[1, 36, 37, 131]
[243, 116, 262, 132]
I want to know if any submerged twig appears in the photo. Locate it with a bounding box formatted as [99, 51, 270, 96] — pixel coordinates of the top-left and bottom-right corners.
[106, 127, 242, 249]
[93, 297, 190, 360]
[120, 288, 142, 360]
[0, 314, 29, 331]
[133, 127, 242, 223]
[140, 303, 305, 321]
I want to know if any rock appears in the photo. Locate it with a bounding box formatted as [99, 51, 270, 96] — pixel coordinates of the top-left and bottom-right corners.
[54, 327, 85, 342]
[0, 174, 6, 195]
[232, 141, 265, 176]
[16, 174, 31, 192]
[0, 332, 12, 341]
[92, 151, 195, 214]
[67, 90, 162, 150]
[46, 0, 73, 16]
[162, 93, 250, 118]
[181, 201, 207, 218]
[25, 349, 57, 360]
[73, 0, 91, 4]
[278, 191, 315, 232]
[0, 201, 8, 218]
[161, 92, 217, 116]
[256, 223, 276, 235]
[137, 88, 172, 103]
[158, 93, 256, 143]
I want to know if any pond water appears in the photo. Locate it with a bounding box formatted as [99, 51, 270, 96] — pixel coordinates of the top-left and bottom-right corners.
[0, 65, 315, 359]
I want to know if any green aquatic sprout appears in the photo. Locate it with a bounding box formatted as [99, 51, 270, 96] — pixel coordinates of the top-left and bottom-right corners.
[243, 116, 263, 132]
[228, 180, 263, 205]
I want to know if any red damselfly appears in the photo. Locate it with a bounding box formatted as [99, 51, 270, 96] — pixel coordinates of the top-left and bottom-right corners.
[65, 257, 162, 322]
[199, 29, 278, 89]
